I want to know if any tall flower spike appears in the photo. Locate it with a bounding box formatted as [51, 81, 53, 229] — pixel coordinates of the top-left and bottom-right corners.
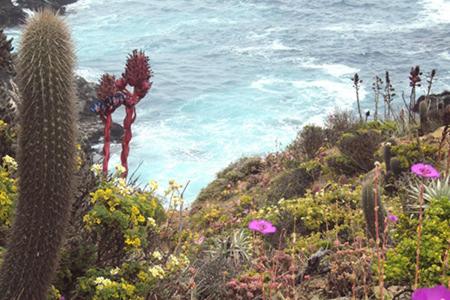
[123, 49, 152, 91]
[97, 73, 117, 101]
[120, 49, 152, 177]
[95, 73, 120, 175]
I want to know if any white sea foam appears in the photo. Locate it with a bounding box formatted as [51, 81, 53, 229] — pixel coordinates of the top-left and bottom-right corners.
[66, 0, 100, 12]
[250, 78, 284, 93]
[232, 40, 293, 56]
[22, 9, 35, 17]
[421, 0, 450, 24]
[75, 67, 103, 82]
[300, 61, 359, 77]
[440, 51, 450, 60]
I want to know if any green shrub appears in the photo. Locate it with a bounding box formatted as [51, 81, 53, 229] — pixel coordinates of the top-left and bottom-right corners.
[384, 197, 450, 287]
[288, 125, 326, 159]
[337, 129, 383, 172]
[326, 154, 360, 176]
[391, 142, 439, 169]
[266, 167, 313, 203]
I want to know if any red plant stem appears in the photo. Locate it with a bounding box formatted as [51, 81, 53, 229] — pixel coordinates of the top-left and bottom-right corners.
[102, 113, 112, 176]
[415, 183, 425, 289]
[121, 105, 136, 178]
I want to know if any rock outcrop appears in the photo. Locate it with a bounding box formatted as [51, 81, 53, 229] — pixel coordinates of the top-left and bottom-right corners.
[1, 0, 78, 28]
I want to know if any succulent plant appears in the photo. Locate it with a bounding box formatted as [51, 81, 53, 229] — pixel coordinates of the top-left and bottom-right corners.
[0, 10, 76, 299]
[361, 180, 386, 241]
[409, 175, 450, 204]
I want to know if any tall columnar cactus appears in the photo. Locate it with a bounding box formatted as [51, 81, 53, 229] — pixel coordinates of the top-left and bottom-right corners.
[390, 157, 402, 178]
[0, 10, 76, 299]
[361, 180, 386, 241]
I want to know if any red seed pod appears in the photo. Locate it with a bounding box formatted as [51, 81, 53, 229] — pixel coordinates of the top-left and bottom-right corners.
[96, 73, 117, 101]
[123, 49, 152, 88]
[115, 77, 127, 90]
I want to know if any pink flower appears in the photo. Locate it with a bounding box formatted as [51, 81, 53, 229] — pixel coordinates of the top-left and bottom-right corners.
[411, 163, 440, 179]
[412, 285, 450, 300]
[388, 213, 398, 223]
[248, 219, 277, 235]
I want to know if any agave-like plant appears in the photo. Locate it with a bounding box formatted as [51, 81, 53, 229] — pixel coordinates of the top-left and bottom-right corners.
[208, 229, 252, 266]
[408, 175, 450, 204]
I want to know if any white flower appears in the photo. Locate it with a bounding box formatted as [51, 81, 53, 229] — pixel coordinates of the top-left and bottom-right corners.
[110, 267, 120, 275]
[148, 265, 165, 279]
[147, 217, 156, 227]
[2, 155, 17, 171]
[90, 164, 102, 176]
[114, 164, 126, 176]
[152, 251, 163, 261]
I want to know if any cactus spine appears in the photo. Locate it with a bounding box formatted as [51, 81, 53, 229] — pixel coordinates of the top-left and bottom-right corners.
[0, 10, 76, 299]
[361, 180, 386, 241]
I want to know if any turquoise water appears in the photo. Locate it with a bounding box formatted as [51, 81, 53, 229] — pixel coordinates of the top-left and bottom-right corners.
[7, 0, 450, 203]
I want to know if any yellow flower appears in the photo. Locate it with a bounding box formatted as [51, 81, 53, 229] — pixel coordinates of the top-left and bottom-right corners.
[137, 271, 149, 282]
[131, 206, 140, 215]
[125, 236, 141, 248]
[149, 180, 158, 192]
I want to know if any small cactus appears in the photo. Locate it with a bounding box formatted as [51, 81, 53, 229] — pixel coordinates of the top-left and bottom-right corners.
[383, 143, 392, 172]
[361, 180, 386, 241]
[390, 157, 402, 177]
[419, 100, 430, 134]
[0, 10, 76, 299]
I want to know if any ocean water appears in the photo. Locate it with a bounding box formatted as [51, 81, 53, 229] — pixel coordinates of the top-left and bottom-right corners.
[6, 0, 450, 203]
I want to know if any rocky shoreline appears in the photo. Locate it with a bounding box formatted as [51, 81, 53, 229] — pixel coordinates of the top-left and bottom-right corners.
[0, 0, 77, 28]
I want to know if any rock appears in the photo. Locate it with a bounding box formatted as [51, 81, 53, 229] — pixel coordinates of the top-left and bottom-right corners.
[0, 1, 26, 28]
[75, 76, 124, 147]
[0, 0, 78, 28]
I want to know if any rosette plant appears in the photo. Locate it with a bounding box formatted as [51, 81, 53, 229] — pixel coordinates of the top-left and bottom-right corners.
[92, 50, 152, 177]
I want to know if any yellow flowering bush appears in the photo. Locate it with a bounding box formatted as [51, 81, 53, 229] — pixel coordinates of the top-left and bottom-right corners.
[0, 156, 17, 228]
[75, 251, 190, 299]
[82, 173, 165, 264]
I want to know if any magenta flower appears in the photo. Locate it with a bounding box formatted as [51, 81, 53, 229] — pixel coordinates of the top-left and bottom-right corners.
[411, 163, 440, 179]
[248, 219, 277, 235]
[412, 285, 450, 300]
[387, 213, 398, 223]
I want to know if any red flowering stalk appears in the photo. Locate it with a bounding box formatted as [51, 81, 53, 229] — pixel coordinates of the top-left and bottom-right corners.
[92, 74, 122, 175]
[119, 49, 152, 177]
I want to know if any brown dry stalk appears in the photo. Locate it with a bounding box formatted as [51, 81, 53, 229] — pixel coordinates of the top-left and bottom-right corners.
[414, 183, 425, 289]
